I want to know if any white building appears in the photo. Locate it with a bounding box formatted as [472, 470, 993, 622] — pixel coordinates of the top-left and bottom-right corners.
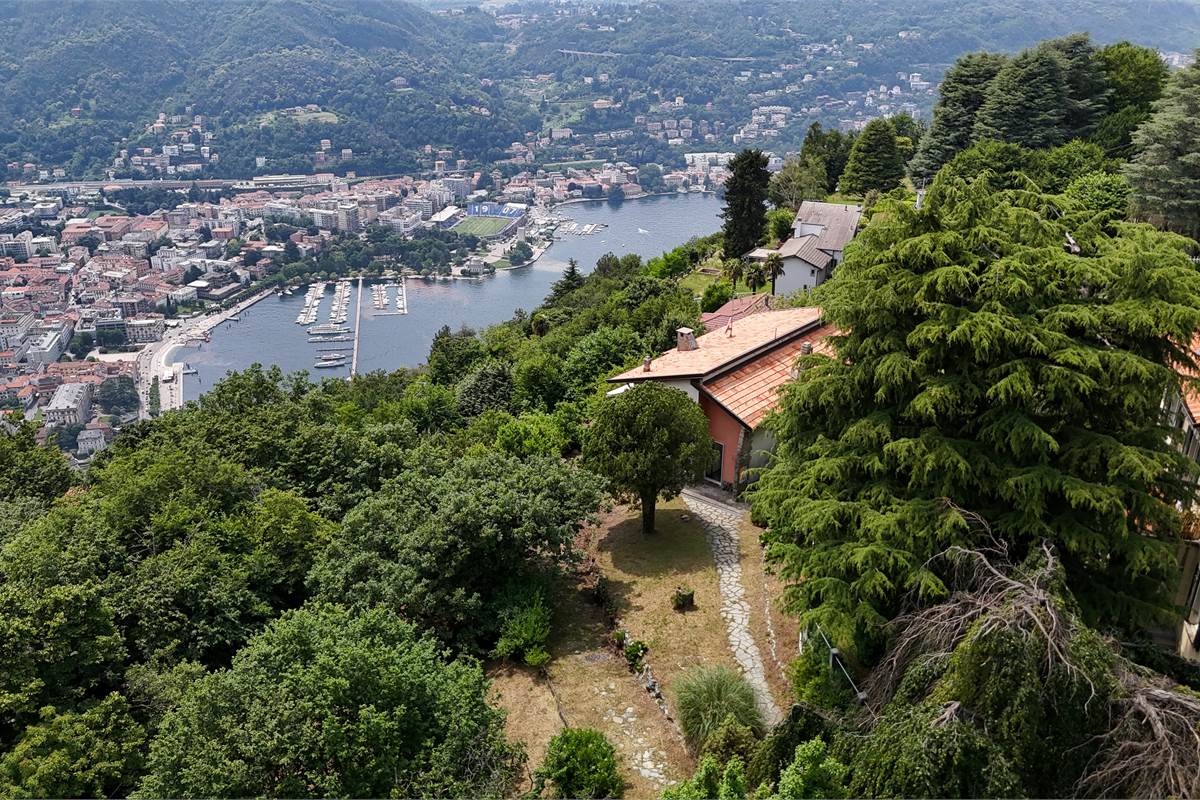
[45, 382, 92, 426]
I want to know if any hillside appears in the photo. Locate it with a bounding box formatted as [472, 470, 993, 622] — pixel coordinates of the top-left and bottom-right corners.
[1, 0, 1197, 178]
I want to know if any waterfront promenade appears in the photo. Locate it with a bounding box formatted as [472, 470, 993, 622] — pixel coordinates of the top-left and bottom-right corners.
[136, 286, 277, 416]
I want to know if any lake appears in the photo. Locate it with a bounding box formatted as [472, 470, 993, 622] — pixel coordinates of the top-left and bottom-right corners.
[173, 192, 725, 401]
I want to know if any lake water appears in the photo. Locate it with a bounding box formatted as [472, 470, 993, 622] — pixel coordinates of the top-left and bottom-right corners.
[174, 192, 724, 401]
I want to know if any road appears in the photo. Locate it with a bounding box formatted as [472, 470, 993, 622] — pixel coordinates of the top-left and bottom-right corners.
[135, 286, 277, 416]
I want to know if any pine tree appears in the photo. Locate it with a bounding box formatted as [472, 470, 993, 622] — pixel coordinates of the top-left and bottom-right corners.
[800, 123, 855, 193]
[549, 258, 584, 302]
[837, 119, 904, 195]
[751, 173, 1200, 645]
[1125, 54, 1200, 238]
[721, 149, 771, 259]
[1041, 34, 1109, 140]
[973, 47, 1069, 149]
[909, 52, 1008, 180]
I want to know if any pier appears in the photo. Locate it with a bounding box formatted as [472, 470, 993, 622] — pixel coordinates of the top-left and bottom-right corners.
[373, 276, 408, 316]
[350, 276, 364, 376]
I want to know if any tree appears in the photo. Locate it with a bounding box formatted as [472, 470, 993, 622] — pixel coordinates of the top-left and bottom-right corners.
[427, 325, 484, 385]
[764, 252, 786, 295]
[0, 422, 72, 502]
[838, 118, 904, 195]
[456, 359, 514, 417]
[722, 149, 770, 259]
[0, 694, 145, 799]
[136, 605, 524, 798]
[534, 728, 624, 799]
[549, 258, 585, 302]
[769, 156, 827, 209]
[701, 281, 734, 313]
[1125, 56, 1200, 238]
[584, 382, 711, 534]
[1065, 170, 1132, 217]
[1042, 34, 1109, 140]
[751, 174, 1200, 647]
[774, 738, 848, 799]
[973, 47, 1069, 149]
[910, 52, 1008, 180]
[764, 208, 796, 245]
[722, 258, 745, 294]
[800, 123, 855, 193]
[95, 375, 138, 415]
[308, 452, 605, 648]
[744, 262, 767, 294]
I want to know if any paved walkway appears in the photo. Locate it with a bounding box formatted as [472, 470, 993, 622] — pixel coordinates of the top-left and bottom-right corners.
[682, 489, 783, 726]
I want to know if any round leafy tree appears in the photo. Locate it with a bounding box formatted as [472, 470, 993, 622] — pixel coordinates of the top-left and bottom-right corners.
[584, 381, 711, 534]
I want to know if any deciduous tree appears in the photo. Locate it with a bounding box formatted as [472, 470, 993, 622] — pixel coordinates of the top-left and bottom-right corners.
[584, 382, 711, 534]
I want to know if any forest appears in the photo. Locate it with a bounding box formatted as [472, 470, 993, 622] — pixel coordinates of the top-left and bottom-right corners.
[2, 0, 1199, 178]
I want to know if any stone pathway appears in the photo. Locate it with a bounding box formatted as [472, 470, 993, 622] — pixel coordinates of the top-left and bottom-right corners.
[682, 489, 783, 726]
[596, 681, 673, 786]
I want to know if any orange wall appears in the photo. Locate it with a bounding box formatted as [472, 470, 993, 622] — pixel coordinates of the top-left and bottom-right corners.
[699, 391, 745, 485]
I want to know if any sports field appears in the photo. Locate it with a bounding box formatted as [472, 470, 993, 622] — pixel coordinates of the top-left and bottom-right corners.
[451, 216, 512, 237]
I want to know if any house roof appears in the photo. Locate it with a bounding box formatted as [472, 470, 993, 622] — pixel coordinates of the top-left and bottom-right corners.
[793, 200, 862, 254]
[699, 293, 772, 328]
[777, 233, 834, 266]
[703, 321, 839, 428]
[610, 307, 824, 382]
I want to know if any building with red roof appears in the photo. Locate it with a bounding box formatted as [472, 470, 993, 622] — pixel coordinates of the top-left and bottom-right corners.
[608, 306, 838, 489]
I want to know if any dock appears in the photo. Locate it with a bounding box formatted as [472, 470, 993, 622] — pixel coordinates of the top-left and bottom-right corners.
[350, 276, 363, 376]
[373, 276, 409, 316]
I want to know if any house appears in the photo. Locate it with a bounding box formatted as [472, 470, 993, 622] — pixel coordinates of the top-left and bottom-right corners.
[1163, 338, 1200, 660]
[608, 307, 838, 490]
[746, 201, 862, 295]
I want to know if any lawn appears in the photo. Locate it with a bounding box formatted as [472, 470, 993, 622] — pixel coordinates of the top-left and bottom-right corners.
[452, 216, 512, 237]
[258, 109, 339, 125]
[679, 268, 721, 297]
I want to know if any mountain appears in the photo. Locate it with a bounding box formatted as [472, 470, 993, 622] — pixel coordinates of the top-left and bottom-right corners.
[0, 0, 1197, 179]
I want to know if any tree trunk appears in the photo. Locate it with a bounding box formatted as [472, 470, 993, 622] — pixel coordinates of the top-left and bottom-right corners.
[640, 490, 657, 534]
[770, 276, 777, 295]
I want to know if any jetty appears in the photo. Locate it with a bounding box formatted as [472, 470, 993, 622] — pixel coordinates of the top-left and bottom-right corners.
[350, 276, 364, 376]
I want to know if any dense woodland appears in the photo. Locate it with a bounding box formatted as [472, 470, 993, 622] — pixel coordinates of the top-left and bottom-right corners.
[2, 20, 1200, 800]
[2, 0, 1199, 177]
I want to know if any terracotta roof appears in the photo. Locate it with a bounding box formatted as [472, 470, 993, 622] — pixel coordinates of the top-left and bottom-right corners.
[703, 321, 839, 428]
[699, 293, 772, 328]
[610, 307, 824, 382]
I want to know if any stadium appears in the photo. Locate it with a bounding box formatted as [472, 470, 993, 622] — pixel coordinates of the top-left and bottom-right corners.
[450, 202, 527, 239]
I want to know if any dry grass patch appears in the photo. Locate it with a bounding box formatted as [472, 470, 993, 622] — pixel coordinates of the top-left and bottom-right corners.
[737, 514, 799, 708]
[587, 499, 740, 705]
[489, 574, 692, 799]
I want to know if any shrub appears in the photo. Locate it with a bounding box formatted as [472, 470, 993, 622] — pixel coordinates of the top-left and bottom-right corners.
[611, 629, 626, 649]
[700, 714, 757, 769]
[491, 582, 553, 668]
[701, 280, 734, 313]
[535, 728, 624, 798]
[671, 585, 695, 612]
[674, 665, 764, 751]
[746, 703, 830, 789]
[788, 643, 855, 712]
[623, 640, 648, 670]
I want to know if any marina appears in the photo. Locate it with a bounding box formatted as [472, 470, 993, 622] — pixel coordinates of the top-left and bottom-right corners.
[171, 192, 725, 401]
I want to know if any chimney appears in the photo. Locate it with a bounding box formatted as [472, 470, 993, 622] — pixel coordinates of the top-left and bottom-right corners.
[800, 341, 813, 354]
[676, 327, 697, 351]
[642, 356, 652, 372]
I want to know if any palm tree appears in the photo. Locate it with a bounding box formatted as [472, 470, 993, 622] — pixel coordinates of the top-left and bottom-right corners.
[745, 262, 768, 294]
[722, 258, 745, 294]
[764, 252, 785, 295]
